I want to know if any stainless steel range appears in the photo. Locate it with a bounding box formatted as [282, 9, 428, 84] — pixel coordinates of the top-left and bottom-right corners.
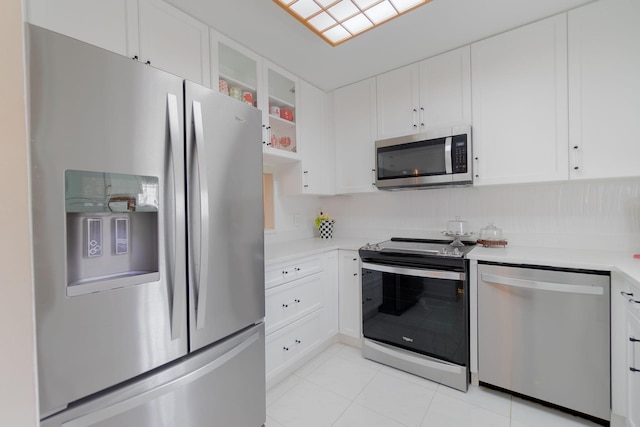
[358, 238, 473, 391]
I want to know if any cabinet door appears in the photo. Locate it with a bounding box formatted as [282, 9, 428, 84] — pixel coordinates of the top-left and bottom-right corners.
[323, 251, 339, 339]
[334, 78, 378, 194]
[137, 0, 210, 86]
[376, 64, 420, 139]
[419, 46, 471, 129]
[28, 0, 136, 56]
[568, 0, 640, 180]
[471, 14, 569, 185]
[628, 308, 640, 427]
[338, 250, 361, 339]
[262, 62, 300, 162]
[298, 80, 335, 195]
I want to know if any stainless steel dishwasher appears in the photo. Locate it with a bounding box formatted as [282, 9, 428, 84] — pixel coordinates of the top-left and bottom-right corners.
[478, 263, 610, 423]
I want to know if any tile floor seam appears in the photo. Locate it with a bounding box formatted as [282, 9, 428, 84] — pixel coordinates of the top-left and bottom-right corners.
[435, 385, 514, 419]
[416, 384, 439, 427]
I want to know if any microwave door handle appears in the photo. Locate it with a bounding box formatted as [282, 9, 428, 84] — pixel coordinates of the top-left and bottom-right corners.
[444, 136, 453, 174]
[192, 100, 210, 330]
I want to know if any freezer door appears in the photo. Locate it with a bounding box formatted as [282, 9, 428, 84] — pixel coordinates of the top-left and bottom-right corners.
[28, 25, 188, 417]
[40, 324, 266, 427]
[185, 81, 265, 351]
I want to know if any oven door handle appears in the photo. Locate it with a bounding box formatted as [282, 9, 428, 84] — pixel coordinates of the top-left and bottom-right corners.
[362, 262, 465, 281]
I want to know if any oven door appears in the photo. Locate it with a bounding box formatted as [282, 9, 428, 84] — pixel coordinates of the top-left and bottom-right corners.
[361, 262, 468, 366]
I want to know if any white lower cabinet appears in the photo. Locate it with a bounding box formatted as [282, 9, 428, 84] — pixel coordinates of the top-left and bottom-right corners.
[264, 251, 338, 387]
[627, 284, 640, 427]
[338, 250, 361, 340]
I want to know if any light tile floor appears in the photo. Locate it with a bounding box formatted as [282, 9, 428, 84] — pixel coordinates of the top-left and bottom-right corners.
[266, 343, 603, 427]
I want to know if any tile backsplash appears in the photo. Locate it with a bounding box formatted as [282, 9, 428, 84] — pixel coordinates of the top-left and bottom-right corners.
[267, 177, 640, 252]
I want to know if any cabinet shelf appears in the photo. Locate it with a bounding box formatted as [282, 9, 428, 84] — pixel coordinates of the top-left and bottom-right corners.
[218, 72, 256, 93]
[263, 147, 301, 166]
[269, 95, 295, 110]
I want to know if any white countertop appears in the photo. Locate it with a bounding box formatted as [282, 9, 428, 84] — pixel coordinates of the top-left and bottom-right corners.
[468, 245, 640, 284]
[266, 237, 640, 286]
[264, 237, 370, 264]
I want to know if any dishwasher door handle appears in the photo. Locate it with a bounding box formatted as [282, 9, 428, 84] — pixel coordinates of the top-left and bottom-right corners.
[481, 273, 605, 296]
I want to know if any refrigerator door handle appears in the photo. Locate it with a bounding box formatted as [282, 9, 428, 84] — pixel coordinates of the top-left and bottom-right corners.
[59, 331, 260, 427]
[167, 93, 185, 340]
[192, 100, 210, 330]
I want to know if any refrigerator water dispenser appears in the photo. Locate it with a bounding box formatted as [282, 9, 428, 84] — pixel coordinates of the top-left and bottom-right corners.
[65, 170, 160, 296]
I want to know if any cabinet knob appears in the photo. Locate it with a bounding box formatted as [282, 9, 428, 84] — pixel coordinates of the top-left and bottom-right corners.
[303, 171, 308, 174]
[574, 166, 579, 170]
[475, 175, 479, 178]
[145, 60, 151, 65]
[413, 124, 418, 128]
[282, 270, 288, 274]
[294, 267, 300, 271]
[352, 258, 357, 261]
[573, 145, 579, 150]
[353, 273, 358, 276]
[303, 185, 309, 188]
[132, 55, 139, 61]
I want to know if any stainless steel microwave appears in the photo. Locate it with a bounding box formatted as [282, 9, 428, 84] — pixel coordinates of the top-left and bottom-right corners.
[375, 126, 472, 190]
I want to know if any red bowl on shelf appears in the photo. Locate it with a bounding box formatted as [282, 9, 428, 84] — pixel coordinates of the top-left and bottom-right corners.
[280, 109, 293, 121]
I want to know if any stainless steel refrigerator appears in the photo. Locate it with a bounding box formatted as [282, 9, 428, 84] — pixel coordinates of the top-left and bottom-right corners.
[27, 24, 266, 426]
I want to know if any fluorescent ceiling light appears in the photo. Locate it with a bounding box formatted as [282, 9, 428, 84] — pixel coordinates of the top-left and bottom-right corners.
[273, 0, 433, 46]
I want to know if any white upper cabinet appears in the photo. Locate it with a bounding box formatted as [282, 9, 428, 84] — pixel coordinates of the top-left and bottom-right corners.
[376, 63, 420, 139]
[297, 80, 335, 195]
[262, 62, 300, 164]
[334, 78, 378, 194]
[27, 0, 137, 56]
[137, 0, 210, 86]
[376, 46, 471, 140]
[27, 0, 210, 86]
[568, 0, 640, 180]
[471, 14, 569, 186]
[419, 46, 471, 132]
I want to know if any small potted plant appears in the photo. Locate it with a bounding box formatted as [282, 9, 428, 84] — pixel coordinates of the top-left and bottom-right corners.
[315, 211, 335, 239]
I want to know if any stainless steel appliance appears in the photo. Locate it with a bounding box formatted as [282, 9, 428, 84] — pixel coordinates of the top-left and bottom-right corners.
[375, 126, 472, 190]
[27, 24, 265, 426]
[478, 263, 610, 423]
[358, 238, 474, 391]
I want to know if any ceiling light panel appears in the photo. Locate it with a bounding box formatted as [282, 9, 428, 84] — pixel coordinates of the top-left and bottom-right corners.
[274, 0, 432, 46]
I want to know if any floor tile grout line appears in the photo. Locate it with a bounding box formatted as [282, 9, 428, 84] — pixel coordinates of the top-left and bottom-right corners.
[417, 383, 440, 427]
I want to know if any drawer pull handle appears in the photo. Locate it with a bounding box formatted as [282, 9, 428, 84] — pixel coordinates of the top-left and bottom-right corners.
[294, 299, 301, 303]
[295, 339, 301, 344]
[621, 291, 634, 297]
[631, 367, 640, 373]
[282, 304, 288, 308]
[630, 299, 640, 304]
[630, 337, 640, 343]
[353, 273, 358, 276]
[295, 267, 301, 271]
[282, 271, 288, 275]
[283, 346, 289, 351]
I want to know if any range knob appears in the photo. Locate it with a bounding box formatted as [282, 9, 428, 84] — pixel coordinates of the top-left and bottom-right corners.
[439, 247, 449, 255]
[452, 248, 461, 256]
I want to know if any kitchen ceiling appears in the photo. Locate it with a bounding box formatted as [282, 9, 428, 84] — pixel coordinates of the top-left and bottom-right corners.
[165, 0, 594, 92]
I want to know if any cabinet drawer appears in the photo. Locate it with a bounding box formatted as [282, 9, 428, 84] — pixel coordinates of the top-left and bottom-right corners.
[265, 272, 323, 334]
[266, 310, 323, 380]
[265, 255, 324, 289]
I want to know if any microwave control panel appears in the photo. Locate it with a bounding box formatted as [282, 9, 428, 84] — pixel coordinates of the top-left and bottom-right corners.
[452, 136, 468, 173]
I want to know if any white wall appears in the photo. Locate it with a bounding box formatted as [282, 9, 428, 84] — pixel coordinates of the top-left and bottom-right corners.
[274, 178, 640, 252]
[0, 0, 38, 425]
